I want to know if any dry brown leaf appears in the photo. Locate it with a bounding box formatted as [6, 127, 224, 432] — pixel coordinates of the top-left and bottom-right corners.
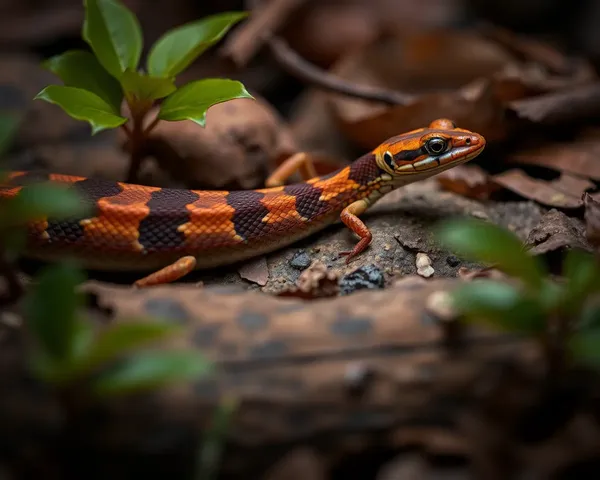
[507, 133, 600, 181]
[237, 256, 269, 286]
[436, 164, 501, 200]
[491, 169, 593, 209]
[526, 209, 593, 256]
[325, 29, 594, 150]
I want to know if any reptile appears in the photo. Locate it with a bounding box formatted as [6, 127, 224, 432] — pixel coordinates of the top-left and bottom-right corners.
[0, 118, 485, 287]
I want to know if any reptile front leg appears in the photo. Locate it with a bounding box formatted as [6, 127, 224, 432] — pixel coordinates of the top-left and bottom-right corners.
[265, 152, 318, 187]
[338, 199, 372, 263]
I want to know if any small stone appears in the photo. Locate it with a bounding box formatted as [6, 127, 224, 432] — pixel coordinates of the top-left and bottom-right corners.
[289, 250, 312, 270]
[416, 253, 435, 278]
[446, 255, 461, 267]
[339, 264, 385, 295]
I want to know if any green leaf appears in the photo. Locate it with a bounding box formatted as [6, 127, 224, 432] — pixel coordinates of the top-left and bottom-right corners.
[1, 182, 92, 228]
[91, 350, 212, 396]
[569, 329, 600, 369]
[43, 49, 123, 112]
[147, 11, 248, 78]
[561, 248, 600, 315]
[35, 85, 127, 134]
[0, 112, 20, 157]
[3, 182, 91, 224]
[82, 0, 143, 79]
[24, 263, 86, 361]
[436, 218, 546, 290]
[578, 302, 600, 330]
[451, 280, 546, 334]
[120, 69, 176, 101]
[158, 78, 253, 126]
[83, 321, 181, 370]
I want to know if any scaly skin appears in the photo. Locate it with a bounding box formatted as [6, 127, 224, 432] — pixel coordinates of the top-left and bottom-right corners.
[0, 119, 485, 286]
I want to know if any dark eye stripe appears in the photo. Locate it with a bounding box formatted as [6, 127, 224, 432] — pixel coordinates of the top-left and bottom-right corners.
[383, 151, 395, 169]
[394, 147, 425, 161]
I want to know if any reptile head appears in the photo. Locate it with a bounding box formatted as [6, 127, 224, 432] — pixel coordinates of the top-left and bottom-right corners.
[374, 118, 485, 181]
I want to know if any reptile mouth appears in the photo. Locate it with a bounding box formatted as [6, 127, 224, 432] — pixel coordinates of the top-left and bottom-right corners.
[396, 143, 486, 175]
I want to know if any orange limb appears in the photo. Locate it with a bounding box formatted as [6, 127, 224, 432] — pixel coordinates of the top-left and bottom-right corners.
[338, 199, 372, 264]
[265, 152, 318, 187]
[134, 256, 197, 288]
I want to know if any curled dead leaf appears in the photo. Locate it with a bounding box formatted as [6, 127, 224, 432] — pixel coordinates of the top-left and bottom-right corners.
[437, 164, 501, 200]
[526, 209, 593, 257]
[491, 169, 594, 209]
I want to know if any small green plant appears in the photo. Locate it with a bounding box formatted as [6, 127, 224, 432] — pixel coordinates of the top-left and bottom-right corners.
[0, 111, 90, 304]
[35, 0, 252, 182]
[0, 112, 211, 394]
[23, 262, 212, 397]
[436, 218, 600, 373]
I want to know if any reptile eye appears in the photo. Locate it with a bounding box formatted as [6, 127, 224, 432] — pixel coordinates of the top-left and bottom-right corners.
[383, 151, 395, 169]
[425, 137, 447, 155]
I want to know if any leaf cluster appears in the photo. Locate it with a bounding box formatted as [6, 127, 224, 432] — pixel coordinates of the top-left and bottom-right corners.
[23, 263, 212, 396]
[36, 0, 253, 134]
[436, 218, 600, 368]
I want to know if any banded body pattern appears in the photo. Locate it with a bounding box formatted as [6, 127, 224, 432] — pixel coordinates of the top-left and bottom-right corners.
[0, 153, 383, 271]
[0, 119, 486, 279]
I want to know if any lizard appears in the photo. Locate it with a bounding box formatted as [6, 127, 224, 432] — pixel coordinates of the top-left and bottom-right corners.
[0, 118, 485, 287]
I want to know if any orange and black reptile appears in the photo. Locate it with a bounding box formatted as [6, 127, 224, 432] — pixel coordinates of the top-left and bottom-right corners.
[0, 119, 485, 287]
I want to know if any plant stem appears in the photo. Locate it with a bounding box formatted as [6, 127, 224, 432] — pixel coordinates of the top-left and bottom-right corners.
[143, 116, 160, 137]
[124, 100, 153, 184]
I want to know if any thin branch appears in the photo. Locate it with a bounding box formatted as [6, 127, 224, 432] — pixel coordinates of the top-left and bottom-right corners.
[219, 0, 307, 68]
[266, 36, 413, 105]
[143, 116, 160, 137]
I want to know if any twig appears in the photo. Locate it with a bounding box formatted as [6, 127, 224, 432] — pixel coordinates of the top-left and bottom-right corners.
[508, 82, 600, 124]
[219, 0, 307, 67]
[266, 36, 413, 105]
[143, 116, 160, 137]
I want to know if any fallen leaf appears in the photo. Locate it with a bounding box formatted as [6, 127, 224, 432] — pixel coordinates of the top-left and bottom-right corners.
[326, 29, 593, 150]
[508, 83, 600, 125]
[491, 169, 592, 209]
[437, 164, 501, 200]
[238, 256, 269, 286]
[526, 209, 593, 256]
[506, 134, 600, 181]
